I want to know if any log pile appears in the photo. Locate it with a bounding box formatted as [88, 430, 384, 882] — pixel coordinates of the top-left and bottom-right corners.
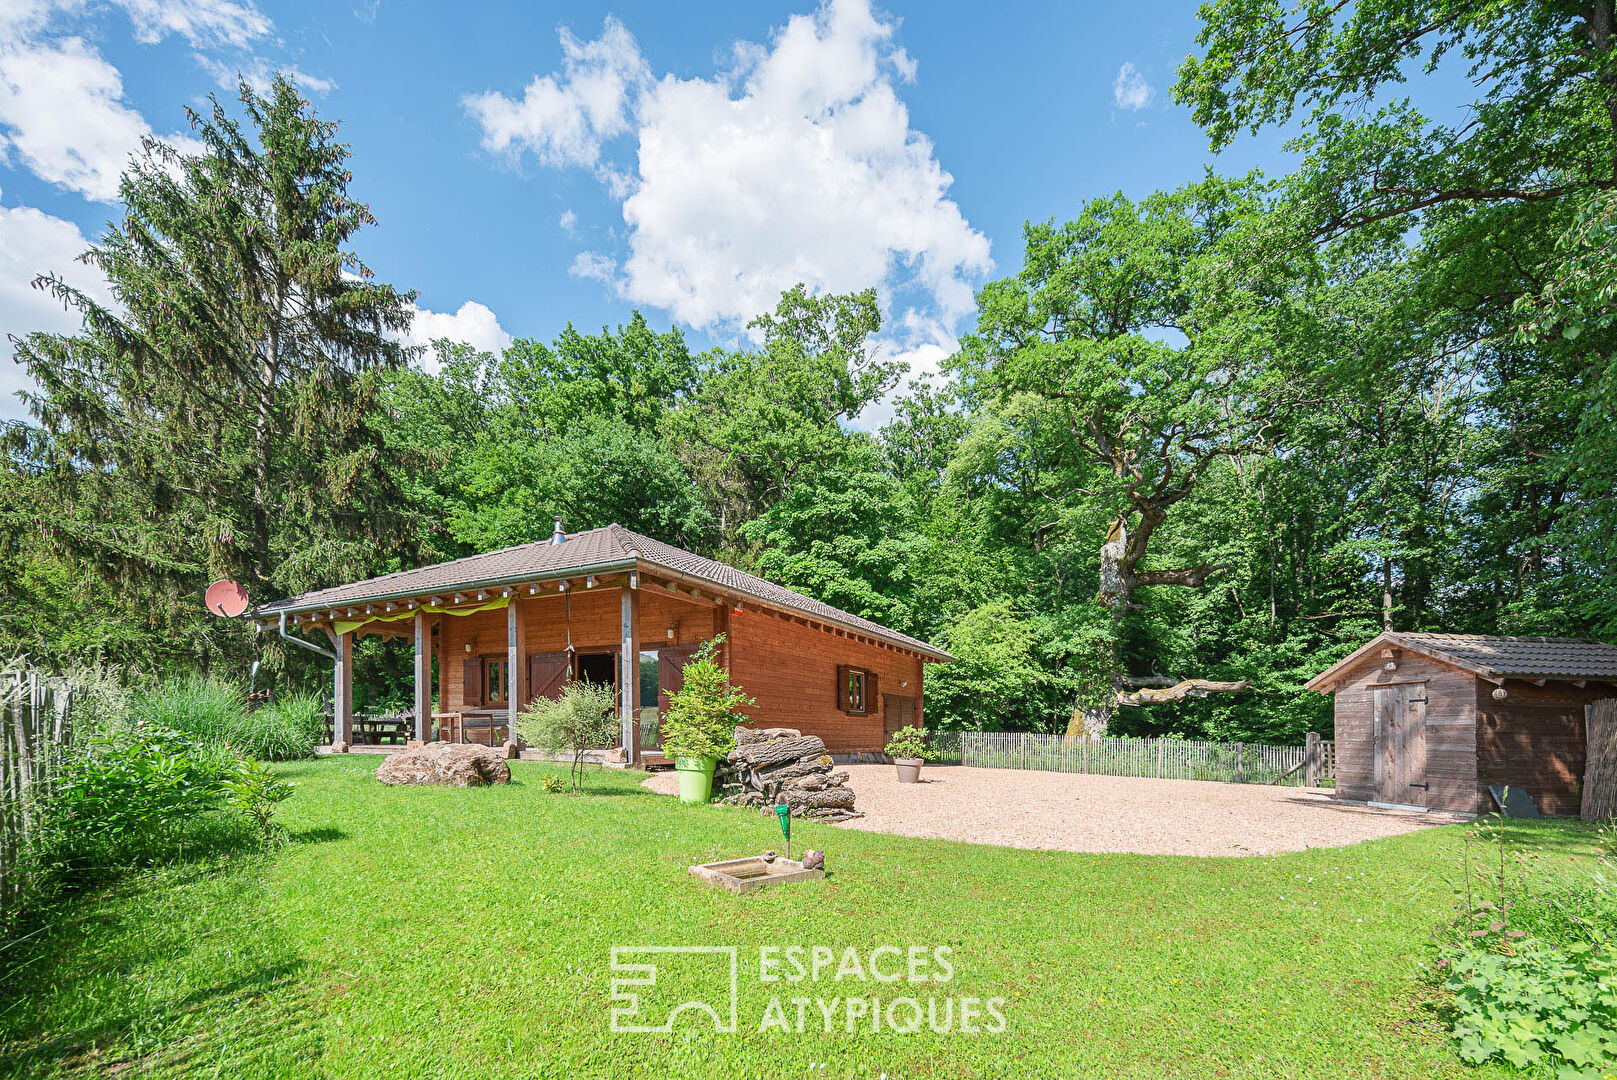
[717, 727, 863, 822]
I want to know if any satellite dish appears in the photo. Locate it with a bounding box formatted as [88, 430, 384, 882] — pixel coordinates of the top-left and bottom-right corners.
[205, 579, 250, 617]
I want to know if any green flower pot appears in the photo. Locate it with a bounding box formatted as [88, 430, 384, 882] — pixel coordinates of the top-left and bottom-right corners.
[674, 755, 718, 804]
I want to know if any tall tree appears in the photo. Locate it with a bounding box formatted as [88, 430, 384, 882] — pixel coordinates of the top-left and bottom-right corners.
[7, 75, 422, 666]
[953, 179, 1320, 732]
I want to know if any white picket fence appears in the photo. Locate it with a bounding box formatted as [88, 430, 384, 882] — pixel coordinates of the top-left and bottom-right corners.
[1, 670, 74, 924]
[951, 731, 1333, 787]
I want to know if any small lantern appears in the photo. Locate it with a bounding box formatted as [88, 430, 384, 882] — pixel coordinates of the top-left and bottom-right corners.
[1491, 686, 1508, 700]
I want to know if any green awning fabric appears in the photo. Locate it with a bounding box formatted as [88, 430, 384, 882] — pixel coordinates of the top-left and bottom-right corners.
[334, 596, 509, 637]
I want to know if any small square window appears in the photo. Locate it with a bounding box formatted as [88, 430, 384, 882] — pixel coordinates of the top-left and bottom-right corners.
[840, 666, 870, 716]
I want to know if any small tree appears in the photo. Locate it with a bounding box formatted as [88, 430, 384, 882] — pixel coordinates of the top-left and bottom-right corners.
[660, 637, 756, 760]
[514, 680, 618, 793]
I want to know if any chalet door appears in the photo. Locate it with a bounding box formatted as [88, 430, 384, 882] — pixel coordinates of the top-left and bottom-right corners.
[1372, 684, 1428, 805]
[884, 695, 916, 735]
[528, 652, 571, 707]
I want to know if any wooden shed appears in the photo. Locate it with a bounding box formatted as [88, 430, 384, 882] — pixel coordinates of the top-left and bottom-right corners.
[1305, 634, 1617, 815]
[255, 523, 950, 764]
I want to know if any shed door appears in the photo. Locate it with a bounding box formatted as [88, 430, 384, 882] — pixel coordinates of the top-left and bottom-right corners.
[1373, 684, 1428, 805]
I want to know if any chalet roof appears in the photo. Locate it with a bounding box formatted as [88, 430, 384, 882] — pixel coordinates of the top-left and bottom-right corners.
[256, 524, 951, 660]
[1305, 632, 1617, 690]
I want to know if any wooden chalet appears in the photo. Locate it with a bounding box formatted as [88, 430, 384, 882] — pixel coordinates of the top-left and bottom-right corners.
[255, 522, 950, 764]
[1306, 633, 1617, 815]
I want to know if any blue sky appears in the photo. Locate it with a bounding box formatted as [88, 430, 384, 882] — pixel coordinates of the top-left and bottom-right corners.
[0, 0, 1304, 423]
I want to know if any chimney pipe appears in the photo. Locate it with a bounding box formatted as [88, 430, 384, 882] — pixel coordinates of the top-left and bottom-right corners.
[550, 517, 566, 545]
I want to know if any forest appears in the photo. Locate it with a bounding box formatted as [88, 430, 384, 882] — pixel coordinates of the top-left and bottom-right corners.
[2, 1, 1614, 745]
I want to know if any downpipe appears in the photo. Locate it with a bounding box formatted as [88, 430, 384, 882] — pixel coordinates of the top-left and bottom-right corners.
[276, 610, 337, 661]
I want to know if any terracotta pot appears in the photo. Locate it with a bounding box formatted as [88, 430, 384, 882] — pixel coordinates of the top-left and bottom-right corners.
[894, 757, 923, 783]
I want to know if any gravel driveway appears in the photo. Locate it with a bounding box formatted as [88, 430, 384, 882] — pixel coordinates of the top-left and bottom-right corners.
[643, 763, 1468, 857]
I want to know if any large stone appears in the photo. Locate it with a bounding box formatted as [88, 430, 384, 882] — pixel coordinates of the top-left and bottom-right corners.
[375, 742, 513, 787]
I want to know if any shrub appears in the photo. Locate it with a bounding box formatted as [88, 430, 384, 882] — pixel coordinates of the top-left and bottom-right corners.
[538, 774, 568, 794]
[216, 756, 294, 840]
[1432, 806, 1617, 1076]
[130, 677, 321, 760]
[247, 691, 326, 760]
[884, 725, 926, 759]
[514, 680, 619, 793]
[660, 636, 755, 760]
[53, 724, 229, 870]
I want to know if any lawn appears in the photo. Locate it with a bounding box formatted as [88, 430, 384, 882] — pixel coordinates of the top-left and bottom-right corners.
[0, 756, 1603, 1079]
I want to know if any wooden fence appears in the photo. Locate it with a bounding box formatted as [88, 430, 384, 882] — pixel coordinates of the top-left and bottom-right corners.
[1, 670, 74, 924]
[941, 730, 1334, 787]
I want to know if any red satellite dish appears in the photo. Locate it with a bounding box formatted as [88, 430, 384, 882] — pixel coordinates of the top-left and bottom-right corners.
[204, 579, 250, 617]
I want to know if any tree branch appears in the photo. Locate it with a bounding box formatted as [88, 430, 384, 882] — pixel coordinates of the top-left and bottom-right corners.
[1116, 679, 1252, 706]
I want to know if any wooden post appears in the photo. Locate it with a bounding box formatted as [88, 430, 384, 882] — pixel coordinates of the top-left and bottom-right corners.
[508, 597, 527, 748]
[1156, 739, 1164, 779]
[1021, 732, 1028, 770]
[1304, 731, 1321, 788]
[333, 631, 354, 749]
[620, 584, 640, 764]
[717, 602, 732, 673]
[414, 611, 431, 741]
[1236, 742, 1245, 783]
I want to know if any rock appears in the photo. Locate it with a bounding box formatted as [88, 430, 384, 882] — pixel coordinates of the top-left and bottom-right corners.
[604, 746, 628, 764]
[500, 740, 521, 760]
[802, 849, 824, 870]
[331, 740, 350, 754]
[375, 742, 512, 787]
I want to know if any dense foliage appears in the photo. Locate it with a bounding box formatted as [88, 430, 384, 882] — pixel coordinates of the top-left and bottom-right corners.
[5, 4, 1613, 744]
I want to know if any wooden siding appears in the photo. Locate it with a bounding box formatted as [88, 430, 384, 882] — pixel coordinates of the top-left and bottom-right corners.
[437, 586, 925, 754]
[1329, 651, 1480, 812]
[440, 587, 718, 711]
[1476, 680, 1609, 817]
[728, 609, 925, 754]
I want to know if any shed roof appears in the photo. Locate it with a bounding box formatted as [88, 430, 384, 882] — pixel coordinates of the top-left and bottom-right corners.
[1305, 632, 1617, 690]
[257, 524, 950, 660]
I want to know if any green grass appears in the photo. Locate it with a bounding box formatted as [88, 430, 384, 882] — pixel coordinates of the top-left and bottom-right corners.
[0, 757, 1604, 1079]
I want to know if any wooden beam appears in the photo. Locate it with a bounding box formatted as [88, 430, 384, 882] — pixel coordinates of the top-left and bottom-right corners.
[620, 586, 640, 764]
[414, 610, 431, 742]
[333, 631, 354, 748]
[508, 595, 527, 748]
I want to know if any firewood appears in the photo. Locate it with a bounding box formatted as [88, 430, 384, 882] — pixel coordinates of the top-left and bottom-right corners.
[729, 735, 827, 768]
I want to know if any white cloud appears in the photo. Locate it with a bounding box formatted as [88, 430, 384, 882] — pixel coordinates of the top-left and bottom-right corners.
[403, 300, 513, 368]
[1113, 62, 1153, 111]
[113, 0, 270, 48]
[568, 250, 615, 284]
[0, 0, 269, 202]
[463, 16, 648, 169]
[194, 53, 338, 95]
[0, 36, 194, 201]
[558, 208, 576, 232]
[466, 0, 991, 336]
[0, 191, 115, 422]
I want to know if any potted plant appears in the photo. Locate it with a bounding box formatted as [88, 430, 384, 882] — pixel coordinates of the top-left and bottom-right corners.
[886, 725, 926, 783]
[660, 636, 756, 804]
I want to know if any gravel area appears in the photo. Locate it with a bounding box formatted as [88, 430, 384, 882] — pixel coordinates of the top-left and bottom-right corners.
[643, 763, 1469, 857]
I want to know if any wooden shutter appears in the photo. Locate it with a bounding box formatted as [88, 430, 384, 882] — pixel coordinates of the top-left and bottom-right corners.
[462, 656, 483, 707]
[529, 652, 571, 705]
[836, 665, 851, 712]
[866, 673, 878, 717]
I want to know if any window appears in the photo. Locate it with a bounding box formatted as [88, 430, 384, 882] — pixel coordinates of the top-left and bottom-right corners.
[485, 658, 508, 706]
[838, 665, 875, 716]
